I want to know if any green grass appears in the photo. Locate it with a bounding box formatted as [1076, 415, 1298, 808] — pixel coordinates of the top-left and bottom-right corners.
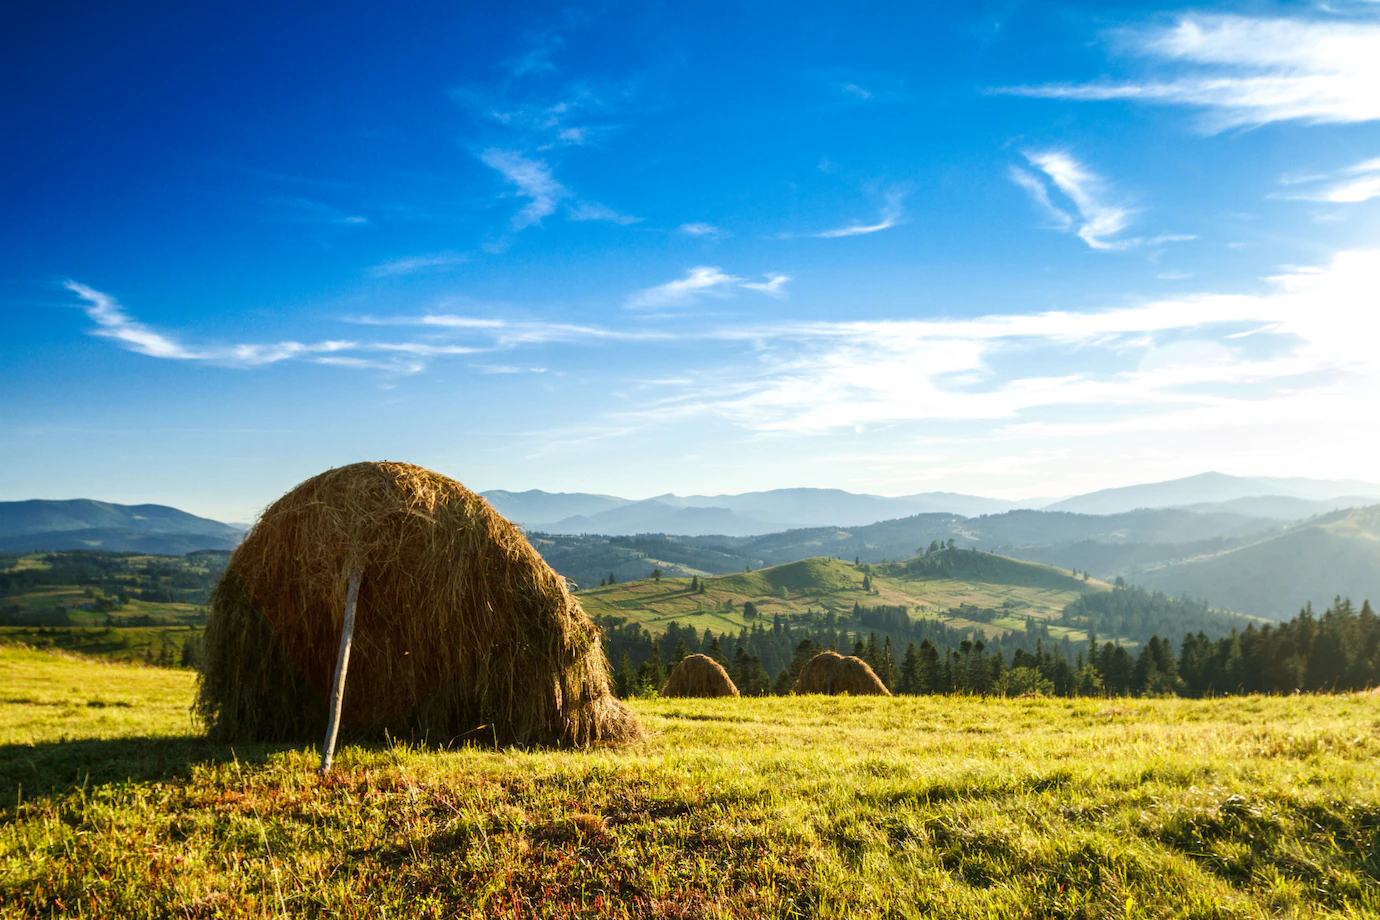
[2, 647, 1379, 917]
[578, 554, 1104, 639]
[0, 625, 200, 664]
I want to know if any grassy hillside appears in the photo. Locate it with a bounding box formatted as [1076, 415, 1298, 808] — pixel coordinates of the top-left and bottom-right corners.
[2, 647, 1379, 918]
[579, 551, 1103, 641]
[1136, 505, 1380, 619]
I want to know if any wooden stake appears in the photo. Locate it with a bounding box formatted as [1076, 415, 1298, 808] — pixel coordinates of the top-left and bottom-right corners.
[319, 566, 362, 775]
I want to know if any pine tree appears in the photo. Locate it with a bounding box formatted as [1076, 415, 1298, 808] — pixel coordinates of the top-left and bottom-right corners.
[899, 641, 920, 694]
[614, 652, 638, 698]
[690, 575, 699, 592]
[608, 572, 616, 585]
[636, 645, 665, 695]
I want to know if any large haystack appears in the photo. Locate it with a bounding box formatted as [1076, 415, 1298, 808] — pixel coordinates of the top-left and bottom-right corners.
[792, 650, 893, 696]
[195, 461, 641, 747]
[661, 654, 739, 698]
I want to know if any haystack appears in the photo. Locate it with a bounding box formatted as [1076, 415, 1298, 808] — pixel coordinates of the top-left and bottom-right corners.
[792, 650, 892, 696]
[661, 654, 739, 698]
[195, 461, 641, 747]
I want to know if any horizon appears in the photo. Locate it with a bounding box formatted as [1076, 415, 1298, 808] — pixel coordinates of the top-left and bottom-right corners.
[8, 468, 1380, 525]
[6, 2, 1380, 522]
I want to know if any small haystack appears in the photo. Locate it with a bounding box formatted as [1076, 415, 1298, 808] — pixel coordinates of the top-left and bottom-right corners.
[792, 650, 893, 696]
[195, 461, 641, 747]
[661, 654, 739, 698]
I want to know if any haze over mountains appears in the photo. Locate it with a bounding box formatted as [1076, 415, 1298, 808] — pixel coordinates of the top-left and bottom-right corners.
[0, 499, 242, 554]
[3, 472, 1378, 621]
[486, 472, 1380, 536]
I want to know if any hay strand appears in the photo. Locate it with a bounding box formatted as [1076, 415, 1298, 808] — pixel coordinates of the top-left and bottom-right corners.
[195, 461, 642, 747]
[792, 651, 893, 696]
[661, 654, 739, 698]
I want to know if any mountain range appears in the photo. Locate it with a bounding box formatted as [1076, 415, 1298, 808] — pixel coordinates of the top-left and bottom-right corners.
[0, 499, 243, 554]
[485, 472, 1380, 536]
[3, 472, 1378, 620]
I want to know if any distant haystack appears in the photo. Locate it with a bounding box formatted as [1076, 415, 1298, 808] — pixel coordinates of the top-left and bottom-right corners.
[661, 654, 739, 698]
[195, 461, 641, 747]
[792, 651, 892, 696]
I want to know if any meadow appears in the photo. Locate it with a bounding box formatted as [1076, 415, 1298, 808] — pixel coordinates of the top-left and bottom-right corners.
[2, 646, 1378, 918]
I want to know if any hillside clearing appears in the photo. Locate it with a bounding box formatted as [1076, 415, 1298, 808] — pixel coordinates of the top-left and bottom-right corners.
[1, 648, 1378, 918]
[578, 554, 1104, 640]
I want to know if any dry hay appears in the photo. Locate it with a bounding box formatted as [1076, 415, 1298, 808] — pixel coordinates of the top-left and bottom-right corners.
[195, 461, 641, 747]
[792, 650, 893, 696]
[660, 654, 740, 698]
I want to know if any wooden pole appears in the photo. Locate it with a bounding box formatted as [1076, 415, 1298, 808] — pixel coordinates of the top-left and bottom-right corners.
[319, 566, 362, 775]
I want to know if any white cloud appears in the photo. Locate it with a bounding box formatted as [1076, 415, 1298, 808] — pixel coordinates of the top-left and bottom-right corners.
[679, 222, 722, 237]
[479, 148, 636, 231]
[625, 267, 792, 309]
[1008, 166, 1073, 230]
[840, 83, 872, 100]
[807, 192, 904, 238]
[608, 249, 1380, 442]
[1021, 151, 1135, 250]
[65, 281, 356, 367]
[369, 252, 467, 277]
[479, 149, 567, 230]
[1012, 152, 1194, 251]
[1277, 156, 1380, 203]
[740, 273, 791, 298]
[626, 266, 742, 309]
[1001, 14, 1380, 130]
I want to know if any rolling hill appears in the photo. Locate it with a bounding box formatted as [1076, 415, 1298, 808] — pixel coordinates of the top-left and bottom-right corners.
[577, 551, 1105, 642]
[1135, 505, 1380, 619]
[0, 499, 244, 554]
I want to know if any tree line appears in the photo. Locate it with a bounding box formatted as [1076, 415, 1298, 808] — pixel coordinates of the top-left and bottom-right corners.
[601, 591, 1377, 698]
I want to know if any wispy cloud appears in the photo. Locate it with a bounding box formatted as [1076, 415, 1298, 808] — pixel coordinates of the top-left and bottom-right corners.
[1019, 151, 1135, 249]
[626, 266, 743, 309]
[610, 248, 1380, 438]
[1276, 157, 1380, 204]
[625, 267, 790, 310]
[479, 148, 635, 232]
[796, 191, 905, 239]
[740, 273, 791, 298]
[839, 82, 872, 100]
[479, 149, 567, 230]
[368, 252, 467, 278]
[1000, 14, 1380, 131]
[66, 281, 360, 367]
[679, 222, 722, 238]
[1012, 151, 1193, 251]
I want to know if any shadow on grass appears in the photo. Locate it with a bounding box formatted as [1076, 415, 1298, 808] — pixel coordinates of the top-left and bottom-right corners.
[0, 735, 298, 806]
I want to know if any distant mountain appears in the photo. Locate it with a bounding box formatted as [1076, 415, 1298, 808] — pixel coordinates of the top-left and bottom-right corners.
[0, 499, 242, 539]
[1134, 505, 1380, 619]
[1171, 495, 1377, 521]
[547, 500, 770, 537]
[489, 486, 1026, 535]
[0, 528, 241, 555]
[0, 499, 243, 554]
[480, 490, 630, 526]
[1044, 472, 1380, 515]
[526, 506, 1286, 590]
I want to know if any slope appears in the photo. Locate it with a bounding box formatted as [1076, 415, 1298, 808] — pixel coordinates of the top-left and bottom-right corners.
[577, 551, 1104, 641]
[1135, 505, 1380, 619]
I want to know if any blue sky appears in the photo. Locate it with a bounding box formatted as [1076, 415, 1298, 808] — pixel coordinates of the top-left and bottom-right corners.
[4, 1, 1380, 521]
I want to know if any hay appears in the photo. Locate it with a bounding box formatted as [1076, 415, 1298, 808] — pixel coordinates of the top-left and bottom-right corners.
[792, 650, 893, 696]
[195, 461, 641, 747]
[661, 654, 739, 698]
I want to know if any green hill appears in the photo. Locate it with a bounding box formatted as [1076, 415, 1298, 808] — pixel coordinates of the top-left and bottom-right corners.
[577, 550, 1105, 642]
[1135, 505, 1380, 619]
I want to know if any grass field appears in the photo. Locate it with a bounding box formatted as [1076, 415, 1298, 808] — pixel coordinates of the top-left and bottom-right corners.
[2, 646, 1378, 918]
[578, 556, 1103, 642]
